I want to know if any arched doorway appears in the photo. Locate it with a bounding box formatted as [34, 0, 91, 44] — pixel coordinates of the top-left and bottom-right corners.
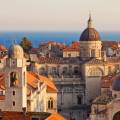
[113, 111, 120, 120]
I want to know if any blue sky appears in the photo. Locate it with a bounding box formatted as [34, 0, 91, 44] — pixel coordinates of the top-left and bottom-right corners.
[0, 0, 120, 31]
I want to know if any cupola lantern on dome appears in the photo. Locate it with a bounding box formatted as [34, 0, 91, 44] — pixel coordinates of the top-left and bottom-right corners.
[80, 14, 101, 41]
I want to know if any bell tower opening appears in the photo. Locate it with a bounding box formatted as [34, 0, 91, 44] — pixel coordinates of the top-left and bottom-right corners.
[10, 72, 19, 87]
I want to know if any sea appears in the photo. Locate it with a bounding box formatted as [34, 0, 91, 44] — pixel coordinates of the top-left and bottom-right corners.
[0, 31, 120, 48]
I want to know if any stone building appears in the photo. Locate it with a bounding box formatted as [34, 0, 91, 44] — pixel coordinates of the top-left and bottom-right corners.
[29, 15, 120, 120]
[89, 72, 120, 120]
[0, 44, 58, 113]
[38, 41, 65, 57]
[63, 41, 80, 58]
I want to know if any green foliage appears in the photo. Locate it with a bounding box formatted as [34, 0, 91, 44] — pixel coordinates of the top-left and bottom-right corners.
[20, 37, 32, 53]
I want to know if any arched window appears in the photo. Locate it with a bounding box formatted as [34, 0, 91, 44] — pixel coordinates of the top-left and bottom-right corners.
[10, 72, 18, 87]
[48, 98, 54, 109]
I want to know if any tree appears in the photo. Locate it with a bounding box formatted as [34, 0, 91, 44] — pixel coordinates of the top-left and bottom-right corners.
[20, 37, 32, 53]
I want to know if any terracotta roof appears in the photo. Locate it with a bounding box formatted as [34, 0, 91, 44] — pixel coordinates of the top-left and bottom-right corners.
[48, 41, 65, 48]
[63, 41, 80, 52]
[28, 72, 57, 92]
[0, 95, 5, 100]
[84, 58, 105, 65]
[38, 57, 81, 64]
[102, 41, 119, 48]
[38, 57, 63, 64]
[0, 44, 7, 51]
[45, 112, 66, 120]
[107, 57, 120, 63]
[40, 41, 65, 48]
[101, 72, 120, 88]
[0, 71, 57, 100]
[0, 111, 51, 120]
[30, 48, 39, 54]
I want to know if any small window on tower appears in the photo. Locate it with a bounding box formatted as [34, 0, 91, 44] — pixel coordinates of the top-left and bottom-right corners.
[13, 91, 15, 96]
[13, 101, 15, 106]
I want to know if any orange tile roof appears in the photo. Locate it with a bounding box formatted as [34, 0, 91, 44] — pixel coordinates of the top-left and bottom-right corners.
[0, 95, 5, 100]
[0, 44, 7, 51]
[0, 111, 51, 120]
[45, 112, 66, 120]
[28, 72, 57, 92]
[101, 72, 120, 88]
[63, 41, 80, 52]
[27, 72, 38, 89]
[48, 41, 65, 48]
[40, 41, 65, 49]
[0, 71, 57, 100]
[2, 111, 30, 120]
[102, 41, 119, 48]
[38, 57, 63, 64]
[30, 48, 39, 53]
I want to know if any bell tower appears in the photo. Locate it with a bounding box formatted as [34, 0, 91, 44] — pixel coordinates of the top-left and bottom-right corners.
[4, 44, 27, 112]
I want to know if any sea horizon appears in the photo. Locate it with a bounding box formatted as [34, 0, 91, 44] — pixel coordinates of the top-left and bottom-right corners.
[0, 31, 120, 48]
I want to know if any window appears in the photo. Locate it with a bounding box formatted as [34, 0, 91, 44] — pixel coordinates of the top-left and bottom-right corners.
[13, 91, 15, 96]
[77, 95, 82, 105]
[62, 67, 67, 74]
[10, 72, 18, 87]
[48, 98, 53, 109]
[52, 67, 57, 74]
[13, 101, 15, 106]
[74, 67, 79, 74]
[68, 53, 71, 57]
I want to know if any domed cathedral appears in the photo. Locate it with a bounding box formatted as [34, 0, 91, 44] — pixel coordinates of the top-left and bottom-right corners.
[79, 15, 120, 104]
[4, 43, 27, 111]
[80, 14, 102, 60]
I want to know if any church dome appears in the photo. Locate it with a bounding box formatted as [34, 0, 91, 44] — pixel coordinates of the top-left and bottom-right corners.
[80, 15, 101, 41]
[80, 28, 101, 41]
[112, 75, 120, 91]
[8, 44, 24, 59]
